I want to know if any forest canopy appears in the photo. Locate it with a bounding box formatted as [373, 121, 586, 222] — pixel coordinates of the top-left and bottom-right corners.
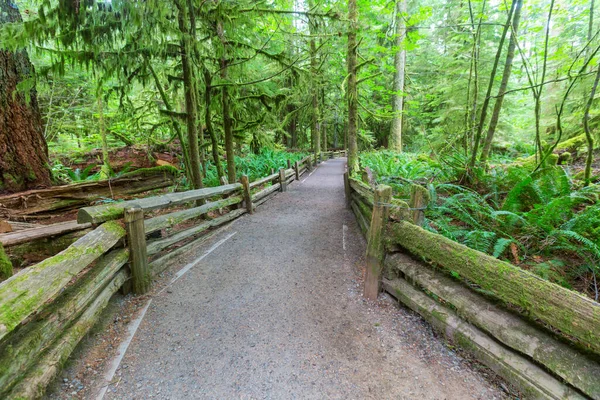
[1, 0, 600, 298]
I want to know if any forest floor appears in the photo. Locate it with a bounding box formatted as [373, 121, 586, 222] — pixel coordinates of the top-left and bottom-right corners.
[45, 158, 512, 400]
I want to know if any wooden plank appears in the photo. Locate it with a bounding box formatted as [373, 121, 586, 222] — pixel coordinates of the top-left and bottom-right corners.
[349, 178, 374, 206]
[0, 221, 125, 341]
[251, 183, 281, 202]
[147, 209, 246, 256]
[344, 172, 351, 208]
[77, 183, 242, 224]
[364, 185, 392, 300]
[285, 168, 295, 179]
[0, 220, 93, 247]
[386, 220, 600, 355]
[144, 196, 242, 234]
[385, 252, 600, 399]
[0, 249, 128, 396]
[249, 173, 279, 189]
[7, 270, 128, 399]
[351, 201, 369, 237]
[124, 206, 150, 294]
[382, 278, 585, 400]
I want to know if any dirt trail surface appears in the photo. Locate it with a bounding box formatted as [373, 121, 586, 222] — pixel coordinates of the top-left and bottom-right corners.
[92, 158, 505, 399]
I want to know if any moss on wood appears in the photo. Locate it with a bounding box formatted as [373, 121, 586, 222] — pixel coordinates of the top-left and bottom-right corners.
[0, 243, 13, 280]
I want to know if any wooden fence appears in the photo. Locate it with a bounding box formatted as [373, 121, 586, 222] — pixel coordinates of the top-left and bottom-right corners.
[0, 154, 323, 399]
[345, 172, 600, 400]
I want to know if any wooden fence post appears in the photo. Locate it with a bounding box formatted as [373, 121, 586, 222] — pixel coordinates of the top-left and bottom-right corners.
[240, 175, 253, 214]
[364, 185, 392, 301]
[124, 205, 150, 294]
[287, 159, 292, 170]
[410, 184, 430, 226]
[294, 161, 300, 180]
[307, 157, 312, 172]
[279, 168, 287, 192]
[343, 171, 351, 209]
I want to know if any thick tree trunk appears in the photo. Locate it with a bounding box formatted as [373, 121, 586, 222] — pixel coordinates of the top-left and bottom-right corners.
[203, 69, 225, 180]
[0, 2, 51, 192]
[389, 0, 407, 152]
[176, 1, 203, 190]
[480, 0, 523, 163]
[347, 0, 359, 173]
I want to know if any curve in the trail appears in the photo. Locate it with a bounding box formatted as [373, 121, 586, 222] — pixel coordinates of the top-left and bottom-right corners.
[100, 158, 503, 400]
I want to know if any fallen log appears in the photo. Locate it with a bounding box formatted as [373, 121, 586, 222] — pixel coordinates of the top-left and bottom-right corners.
[0, 220, 92, 247]
[0, 249, 128, 396]
[386, 220, 600, 355]
[0, 221, 125, 341]
[385, 252, 600, 399]
[0, 166, 178, 217]
[146, 209, 245, 256]
[382, 278, 586, 400]
[6, 269, 128, 399]
[78, 183, 242, 224]
[144, 196, 242, 234]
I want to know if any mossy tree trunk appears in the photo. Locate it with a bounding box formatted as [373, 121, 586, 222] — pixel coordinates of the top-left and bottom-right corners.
[308, 0, 321, 163]
[389, 0, 407, 152]
[347, 0, 359, 174]
[0, 1, 51, 192]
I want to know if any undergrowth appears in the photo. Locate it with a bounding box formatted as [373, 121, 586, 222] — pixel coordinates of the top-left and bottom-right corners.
[361, 151, 600, 300]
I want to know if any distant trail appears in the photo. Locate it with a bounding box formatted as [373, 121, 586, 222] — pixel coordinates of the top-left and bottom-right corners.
[99, 158, 504, 399]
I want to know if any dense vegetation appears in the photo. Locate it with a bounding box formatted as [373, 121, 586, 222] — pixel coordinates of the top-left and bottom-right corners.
[0, 0, 599, 298]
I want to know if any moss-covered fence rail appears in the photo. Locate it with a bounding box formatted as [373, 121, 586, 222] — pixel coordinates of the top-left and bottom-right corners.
[0, 155, 320, 399]
[344, 173, 600, 399]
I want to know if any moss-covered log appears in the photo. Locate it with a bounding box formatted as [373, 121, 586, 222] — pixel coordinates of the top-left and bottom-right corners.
[386, 252, 600, 398]
[144, 196, 242, 234]
[351, 193, 372, 222]
[0, 221, 125, 341]
[78, 183, 242, 224]
[386, 220, 600, 355]
[0, 220, 92, 247]
[382, 278, 585, 400]
[349, 178, 374, 206]
[249, 173, 279, 189]
[0, 166, 178, 217]
[147, 208, 246, 257]
[6, 269, 128, 399]
[0, 243, 12, 280]
[0, 249, 128, 396]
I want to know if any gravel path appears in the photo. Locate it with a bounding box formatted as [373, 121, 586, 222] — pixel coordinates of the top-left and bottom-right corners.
[102, 158, 505, 400]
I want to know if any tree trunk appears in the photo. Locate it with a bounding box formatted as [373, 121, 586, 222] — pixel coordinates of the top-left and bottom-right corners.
[583, 61, 600, 186]
[480, 0, 523, 163]
[217, 21, 236, 184]
[176, 1, 203, 190]
[0, 2, 51, 192]
[97, 95, 111, 179]
[308, 1, 321, 163]
[468, 0, 516, 169]
[389, 0, 407, 152]
[347, 0, 359, 174]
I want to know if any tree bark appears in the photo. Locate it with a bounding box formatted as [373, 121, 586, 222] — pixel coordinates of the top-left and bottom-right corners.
[389, 0, 407, 152]
[308, 1, 321, 163]
[203, 69, 225, 180]
[347, 0, 359, 173]
[0, 2, 51, 192]
[176, 0, 203, 190]
[480, 0, 523, 163]
[216, 21, 236, 184]
[583, 61, 600, 186]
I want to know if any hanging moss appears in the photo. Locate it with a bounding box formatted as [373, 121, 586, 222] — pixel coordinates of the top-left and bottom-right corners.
[0, 244, 13, 280]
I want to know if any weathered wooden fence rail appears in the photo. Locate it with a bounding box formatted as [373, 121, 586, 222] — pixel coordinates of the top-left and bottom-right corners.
[345, 172, 600, 400]
[0, 154, 322, 399]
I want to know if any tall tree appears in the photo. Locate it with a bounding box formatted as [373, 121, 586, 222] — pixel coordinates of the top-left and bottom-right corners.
[308, 0, 321, 162]
[347, 0, 359, 173]
[389, 0, 408, 152]
[480, 0, 523, 163]
[0, 1, 51, 192]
